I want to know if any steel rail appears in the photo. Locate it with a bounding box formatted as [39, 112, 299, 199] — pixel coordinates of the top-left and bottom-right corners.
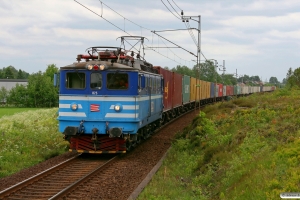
[0, 154, 80, 199]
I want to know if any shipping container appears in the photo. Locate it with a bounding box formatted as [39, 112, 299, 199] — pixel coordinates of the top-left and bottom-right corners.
[196, 79, 201, 101]
[190, 77, 197, 102]
[218, 83, 223, 97]
[223, 85, 226, 96]
[210, 82, 215, 98]
[226, 85, 233, 96]
[173, 72, 183, 108]
[204, 81, 211, 99]
[154, 67, 173, 111]
[182, 75, 190, 104]
[234, 85, 241, 95]
[216, 84, 219, 97]
[241, 86, 248, 94]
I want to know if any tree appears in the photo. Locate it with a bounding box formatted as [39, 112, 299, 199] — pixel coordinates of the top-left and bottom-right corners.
[17, 69, 24, 79]
[0, 86, 8, 104]
[7, 84, 28, 107]
[222, 74, 236, 85]
[285, 67, 300, 88]
[172, 65, 195, 77]
[0, 69, 3, 78]
[269, 77, 279, 85]
[26, 70, 58, 107]
[44, 64, 59, 81]
[282, 78, 287, 84]
[286, 67, 293, 80]
[4, 66, 15, 79]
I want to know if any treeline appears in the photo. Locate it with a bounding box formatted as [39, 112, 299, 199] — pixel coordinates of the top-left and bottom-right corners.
[0, 64, 58, 107]
[285, 67, 300, 88]
[165, 60, 280, 86]
[0, 66, 30, 79]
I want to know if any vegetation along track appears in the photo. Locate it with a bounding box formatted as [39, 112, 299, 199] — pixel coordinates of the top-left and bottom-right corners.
[0, 154, 116, 199]
[0, 108, 201, 199]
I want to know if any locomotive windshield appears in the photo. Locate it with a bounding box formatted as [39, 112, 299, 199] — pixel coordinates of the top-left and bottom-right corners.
[90, 73, 102, 89]
[107, 73, 128, 90]
[66, 72, 85, 89]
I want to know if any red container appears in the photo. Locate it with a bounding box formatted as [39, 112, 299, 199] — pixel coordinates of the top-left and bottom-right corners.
[226, 85, 233, 96]
[218, 83, 223, 97]
[154, 66, 173, 111]
[173, 72, 183, 108]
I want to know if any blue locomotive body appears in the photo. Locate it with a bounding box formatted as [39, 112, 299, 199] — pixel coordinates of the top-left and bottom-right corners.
[57, 46, 163, 153]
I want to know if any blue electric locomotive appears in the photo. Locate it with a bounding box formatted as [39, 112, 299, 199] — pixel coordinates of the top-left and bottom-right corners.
[56, 37, 163, 153]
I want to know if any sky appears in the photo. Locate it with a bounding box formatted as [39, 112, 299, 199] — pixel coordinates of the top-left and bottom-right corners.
[1, 0, 300, 82]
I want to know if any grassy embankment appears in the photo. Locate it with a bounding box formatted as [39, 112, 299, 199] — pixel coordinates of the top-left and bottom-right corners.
[0, 108, 68, 178]
[0, 107, 40, 118]
[139, 88, 300, 200]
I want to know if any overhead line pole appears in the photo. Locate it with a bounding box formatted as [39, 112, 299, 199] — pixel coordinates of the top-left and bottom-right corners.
[181, 14, 201, 111]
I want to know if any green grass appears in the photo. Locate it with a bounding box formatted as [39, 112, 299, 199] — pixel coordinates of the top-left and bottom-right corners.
[0, 108, 68, 178]
[138, 88, 300, 200]
[0, 107, 40, 118]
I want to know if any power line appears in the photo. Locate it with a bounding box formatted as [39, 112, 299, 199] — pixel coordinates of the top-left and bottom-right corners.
[98, 0, 151, 31]
[75, 0, 192, 66]
[171, 0, 182, 11]
[160, 0, 208, 62]
[166, 0, 181, 18]
[160, 0, 181, 20]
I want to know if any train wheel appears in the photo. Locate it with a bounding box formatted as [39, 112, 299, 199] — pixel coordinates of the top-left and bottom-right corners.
[136, 135, 142, 144]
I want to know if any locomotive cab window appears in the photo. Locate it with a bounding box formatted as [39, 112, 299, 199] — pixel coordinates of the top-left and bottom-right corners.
[90, 73, 102, 89]
[66, 72, 86, 89]
[107, 73, 128, 90]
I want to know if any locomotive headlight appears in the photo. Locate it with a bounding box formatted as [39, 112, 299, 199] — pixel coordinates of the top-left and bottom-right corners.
[86, 64, 93, 70]
[71, 103, 78, 110]
[99, 64, 106, 70]
[114, 104, 122, 112]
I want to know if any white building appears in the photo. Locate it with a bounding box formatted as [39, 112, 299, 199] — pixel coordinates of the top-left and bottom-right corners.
[0, 79, 28, 91]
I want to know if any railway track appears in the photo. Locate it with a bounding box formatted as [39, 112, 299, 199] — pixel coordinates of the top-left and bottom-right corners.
[0, 154, 116, 200]
[0, 107, 202, 200]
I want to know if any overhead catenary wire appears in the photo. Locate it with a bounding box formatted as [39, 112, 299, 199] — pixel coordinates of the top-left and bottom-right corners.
[161, 0, 181, 20]
[75, 0, 204, 67]
[159, 0, 208, 63]
[171, 0, 182, 11]
[97, 0, 190, 64]
[166, 0, 182, 18]
[75, 0, 191, 66]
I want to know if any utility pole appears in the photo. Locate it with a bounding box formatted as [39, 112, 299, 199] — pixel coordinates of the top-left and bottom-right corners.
[236, 69, 238, 98]
[218, 60, 226, 84]
[215, 60, 218, 102]
[181, 12, 201, 111]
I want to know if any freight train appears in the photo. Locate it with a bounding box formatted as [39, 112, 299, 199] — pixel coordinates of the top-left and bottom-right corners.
[55, 36, 276, 154]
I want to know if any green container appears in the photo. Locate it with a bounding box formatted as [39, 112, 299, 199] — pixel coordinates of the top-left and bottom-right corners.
[182, 75, 190, 104]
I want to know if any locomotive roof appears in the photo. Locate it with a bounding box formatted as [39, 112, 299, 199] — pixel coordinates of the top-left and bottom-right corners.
[60, 46, 158, 74]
